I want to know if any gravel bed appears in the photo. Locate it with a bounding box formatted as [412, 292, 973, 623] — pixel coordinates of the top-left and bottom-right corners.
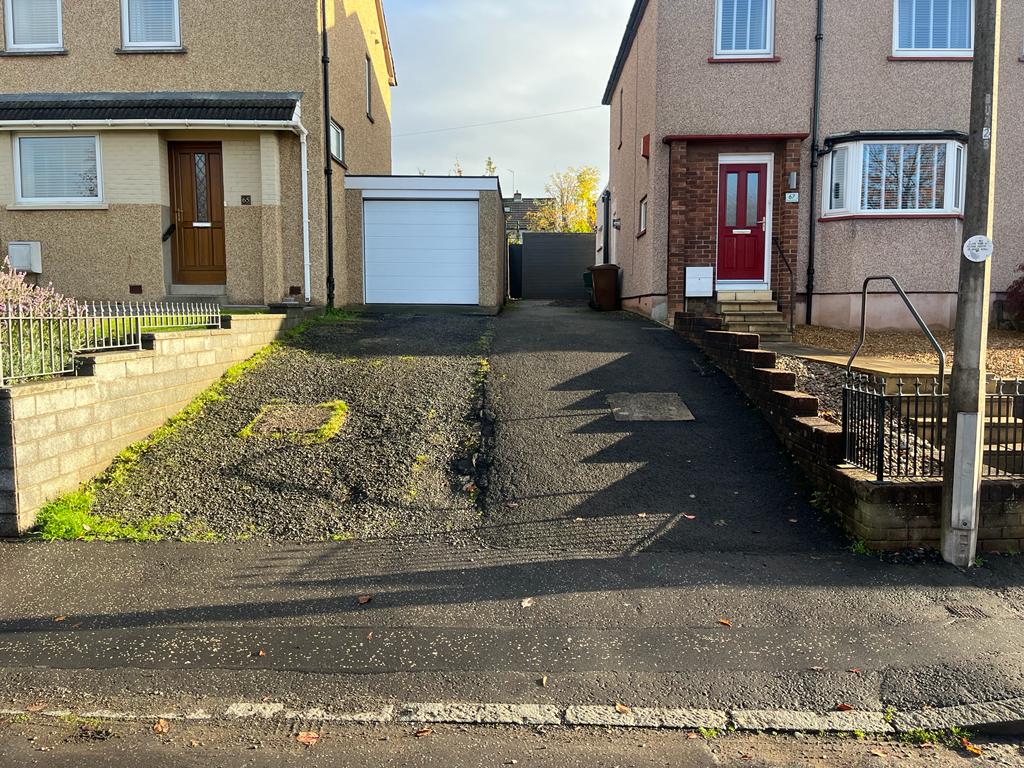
[775, 355, 844, 424]
[93, 314, 492, 541]
[796, 325, 1024, 380]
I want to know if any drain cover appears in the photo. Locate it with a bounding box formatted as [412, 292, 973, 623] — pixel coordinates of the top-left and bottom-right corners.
[607, 393, 695, 422]
[944, 603, 989, 619]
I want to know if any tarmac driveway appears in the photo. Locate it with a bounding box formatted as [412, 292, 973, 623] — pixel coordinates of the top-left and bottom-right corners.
[482, 301, 842, 554]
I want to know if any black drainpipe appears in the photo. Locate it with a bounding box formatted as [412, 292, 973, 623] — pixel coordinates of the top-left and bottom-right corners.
[321, 0, 336, 310]
[601, 189, 611, 264]
[804, 0, 825, 325]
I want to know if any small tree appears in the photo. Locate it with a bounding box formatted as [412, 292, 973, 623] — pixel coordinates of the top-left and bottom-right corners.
[451, 159, 464, 177]
[525, 166, 600, 233]
[484, 157, 497, 176]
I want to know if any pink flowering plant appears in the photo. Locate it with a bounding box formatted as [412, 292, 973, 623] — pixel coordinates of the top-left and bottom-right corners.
[0, 256, 82, 383]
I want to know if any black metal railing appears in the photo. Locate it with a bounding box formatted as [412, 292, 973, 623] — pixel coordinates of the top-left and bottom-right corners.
[843, 374, 1024, 481]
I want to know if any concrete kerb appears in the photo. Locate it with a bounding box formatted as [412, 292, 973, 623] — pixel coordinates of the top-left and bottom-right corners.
[6, 698, 1024, 735]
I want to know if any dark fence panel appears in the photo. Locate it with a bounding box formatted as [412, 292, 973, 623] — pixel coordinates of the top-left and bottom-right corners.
[508, 243, 524, 299]
[521, 232, 596, 300]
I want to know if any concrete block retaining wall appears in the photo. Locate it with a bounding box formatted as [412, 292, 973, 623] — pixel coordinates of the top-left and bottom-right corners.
[674, 312, 1024, 553]
[0, 311, 307, 537]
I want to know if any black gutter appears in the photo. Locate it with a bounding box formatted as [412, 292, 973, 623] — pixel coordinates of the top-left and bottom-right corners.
[601, 189, 611, 264]
[804, 0, 825, 326]
[321, 0, 336, 309]
[601, 0, 648, 105]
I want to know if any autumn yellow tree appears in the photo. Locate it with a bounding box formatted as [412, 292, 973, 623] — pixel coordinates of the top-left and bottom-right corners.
[525, 166, 600, 233]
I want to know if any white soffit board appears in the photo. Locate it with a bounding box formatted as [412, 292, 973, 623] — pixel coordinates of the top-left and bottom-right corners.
[363, 200, 480, 305]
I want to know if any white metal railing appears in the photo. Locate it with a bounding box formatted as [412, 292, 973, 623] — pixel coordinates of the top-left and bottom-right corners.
[0, 301, 222, 386]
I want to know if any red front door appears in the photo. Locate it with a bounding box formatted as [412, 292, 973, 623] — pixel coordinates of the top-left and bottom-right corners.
[717, 163, 768, 282]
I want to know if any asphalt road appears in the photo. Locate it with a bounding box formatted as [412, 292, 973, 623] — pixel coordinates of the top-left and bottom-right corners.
[0, 302, 1023, 736]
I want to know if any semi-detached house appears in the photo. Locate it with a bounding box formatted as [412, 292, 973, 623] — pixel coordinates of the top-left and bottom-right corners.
[0, 0, 507, 312]
[601, 0, 1023, 332]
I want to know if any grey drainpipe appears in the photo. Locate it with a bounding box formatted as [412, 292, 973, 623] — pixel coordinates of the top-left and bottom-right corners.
[601, 189, 611, 264]
[805, 0, 825, 325]
[321, 0, 336, 310]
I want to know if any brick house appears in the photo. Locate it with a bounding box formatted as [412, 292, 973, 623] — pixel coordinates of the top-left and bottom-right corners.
[602, 0, 1023, 332]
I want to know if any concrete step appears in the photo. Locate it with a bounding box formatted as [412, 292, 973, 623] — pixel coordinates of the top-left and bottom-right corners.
[719, 311, 785, 323]
[758, 333, 795, 343]
[717, 290, 774, 302]
[716, 302, 781, 314]
[722, 322, 793, 335]
[908, 417, 1024, 443]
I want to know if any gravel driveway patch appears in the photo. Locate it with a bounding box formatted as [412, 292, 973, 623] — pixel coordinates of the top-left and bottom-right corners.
[775, 355, 845, 424]
[92, 314, 492, 541]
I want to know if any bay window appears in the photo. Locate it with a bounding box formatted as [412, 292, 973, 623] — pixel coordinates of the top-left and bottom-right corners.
[715, 0, 774, 58]
[893, 0, 973, 58]
[4, 0, 62, 51]
[121, 0, 181, 49]
[14, 135, 102, 205]
[823, 139, 966, 217]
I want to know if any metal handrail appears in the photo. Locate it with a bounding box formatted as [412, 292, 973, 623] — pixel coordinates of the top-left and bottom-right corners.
[771, 236, 796, 334]
[847, 275, 946, 394]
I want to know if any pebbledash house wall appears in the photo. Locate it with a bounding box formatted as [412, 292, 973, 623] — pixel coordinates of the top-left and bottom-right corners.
[0, 312, 309, 537]
[0, 0, 395, 307]
[606, 0, 1024, 330]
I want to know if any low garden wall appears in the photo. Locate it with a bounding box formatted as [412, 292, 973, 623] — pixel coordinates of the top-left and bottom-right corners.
[674, 312, 1024, 553]
[0, 310, 309, 536]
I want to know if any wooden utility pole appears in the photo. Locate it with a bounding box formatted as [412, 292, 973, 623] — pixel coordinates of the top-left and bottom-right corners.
[941, 0, 1001, 568]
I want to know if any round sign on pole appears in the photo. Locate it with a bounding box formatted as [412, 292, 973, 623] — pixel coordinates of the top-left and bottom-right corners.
[963, 235, 994, 263]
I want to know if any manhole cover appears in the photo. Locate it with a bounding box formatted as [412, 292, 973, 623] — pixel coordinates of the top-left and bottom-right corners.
[607, 393, 695, 422]
[240, 401, 349, 445]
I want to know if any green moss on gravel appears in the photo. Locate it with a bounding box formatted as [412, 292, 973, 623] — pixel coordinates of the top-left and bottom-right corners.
[238, 400, 349, 445]
[35, 490, 181, 542]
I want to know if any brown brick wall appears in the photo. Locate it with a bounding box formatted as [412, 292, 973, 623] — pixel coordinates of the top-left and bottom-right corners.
[666, 138, 803, 322]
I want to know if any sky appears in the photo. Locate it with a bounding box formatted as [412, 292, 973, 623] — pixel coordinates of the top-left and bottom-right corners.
[385, 0, 635, 198]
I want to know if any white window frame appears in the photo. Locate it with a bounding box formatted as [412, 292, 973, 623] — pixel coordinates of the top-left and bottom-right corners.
[330, 120, 345, 165]
[638, 196, 648, 235]
[3, 0, 63, 52]
[13, 134, 104, 207]
[120, 0, 181, 50]
[821, 139, 966, 217]
[891, 0, 974, 58]
[714, 0, 775, 58]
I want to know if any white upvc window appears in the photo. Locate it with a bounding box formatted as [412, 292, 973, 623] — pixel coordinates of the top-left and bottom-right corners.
[715, 0, 774, 58]
[892, 0, 973, 58]
[822, 139, 966, 217]
[121, 0, 181, 49]
[4, 0, 62, 51]
[14, 135, 103, 205]
[638, 196, 648, 235]
[330, 120, 345, 165]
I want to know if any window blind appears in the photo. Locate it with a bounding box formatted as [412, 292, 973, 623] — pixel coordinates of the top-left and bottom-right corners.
[829, 148, 848, 210]
[126, 0, 178, 45]
[718, 0, 768, 53]
[19, 136, 99, 200]
[897, 0, 971, 50]
[9, 0, 61, 47]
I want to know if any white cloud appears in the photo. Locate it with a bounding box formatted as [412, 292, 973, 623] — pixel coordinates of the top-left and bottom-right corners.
[385, 0, 634, 196]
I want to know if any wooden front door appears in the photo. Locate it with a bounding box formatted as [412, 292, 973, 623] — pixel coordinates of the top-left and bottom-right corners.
[717, 163, 768, 283]
[169, 143, 226, 285]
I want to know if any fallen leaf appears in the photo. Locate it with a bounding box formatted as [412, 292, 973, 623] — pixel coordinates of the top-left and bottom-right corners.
[574, 517, 585, 523]
[189, 740, 201, 748]
[296, 731, 320, 747]
[686, 732, 700, 740]
[414, 727, 433, 738]
[614, 701, 632, 715]
[848, 667, 863, 675]
[521, 597, 536, 608]
[718, 619, 733, 628]
[26, 702, 46, 713]
[683, 514, 697, 521]
[367, 631, 374, 641]
[53, 616, 66, 623]
[357, 595, 373, 605]
[870, 749, 888, 757]
[152, 719, 170, 735]
[835, 703, 855, 712]
[540, 676, 548, 688]
[637, 513, 648, 519]
[70, 623, 81, 629]
[809, 666, 826, 673]
[961, 738, 983, 756]
[257, 649, 266, 657]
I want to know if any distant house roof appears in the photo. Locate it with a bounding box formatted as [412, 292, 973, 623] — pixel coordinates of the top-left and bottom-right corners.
[602, 0, 649, 106]
[504, 196, 552, 231]
[0, 92, 303, 122]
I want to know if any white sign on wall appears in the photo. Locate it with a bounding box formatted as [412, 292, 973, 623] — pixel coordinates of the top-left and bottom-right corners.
[963, 235, 994, 263]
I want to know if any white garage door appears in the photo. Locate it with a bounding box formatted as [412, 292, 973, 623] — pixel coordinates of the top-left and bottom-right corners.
[363, 200, 480, 304]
